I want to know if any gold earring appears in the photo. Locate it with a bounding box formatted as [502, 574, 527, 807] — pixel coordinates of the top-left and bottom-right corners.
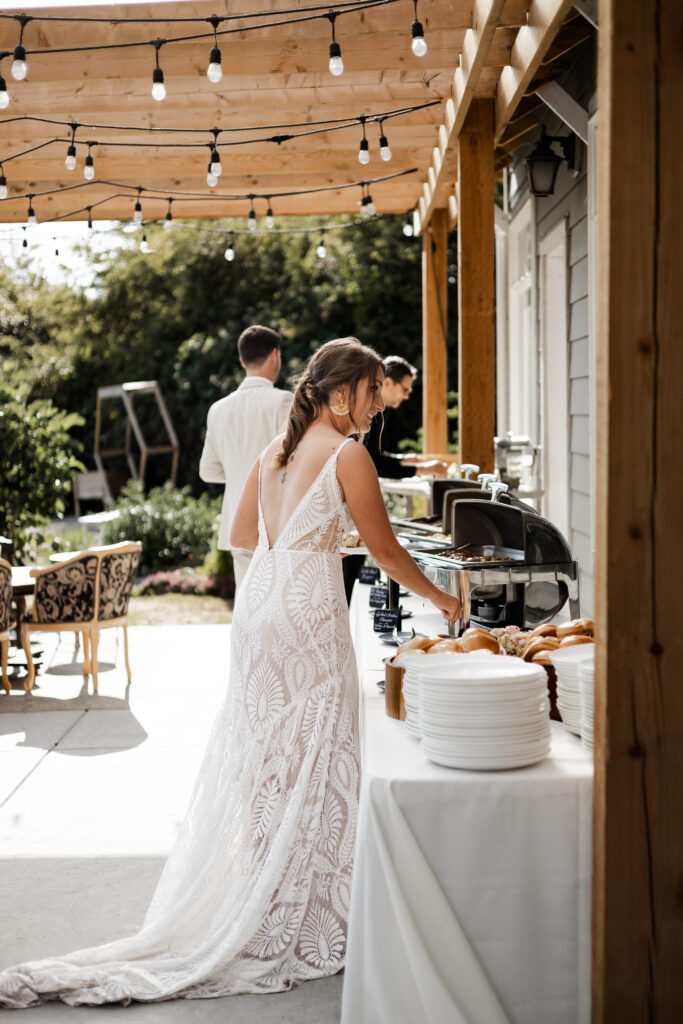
[329, 400, 349, 416]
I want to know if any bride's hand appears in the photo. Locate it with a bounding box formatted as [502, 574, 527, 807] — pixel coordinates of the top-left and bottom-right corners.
[431, 591, 461, 622]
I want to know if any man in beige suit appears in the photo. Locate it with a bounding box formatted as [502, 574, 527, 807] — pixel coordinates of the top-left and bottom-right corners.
[199, 325, 293, 591]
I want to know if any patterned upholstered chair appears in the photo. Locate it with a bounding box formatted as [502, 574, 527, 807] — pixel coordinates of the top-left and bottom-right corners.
[21, 542, 142, 693]
[0, 558, 12, 694]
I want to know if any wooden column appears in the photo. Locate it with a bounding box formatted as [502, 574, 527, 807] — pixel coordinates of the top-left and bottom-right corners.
[422, 207, 449, 453]
[593, 1, 683, 1020]
[457, 99, 495, 472]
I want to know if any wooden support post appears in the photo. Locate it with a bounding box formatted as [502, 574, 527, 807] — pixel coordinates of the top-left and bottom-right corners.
[457, 99, 495, 472]
[593, 1, 683, 1020]
[421, 206, 449, 454]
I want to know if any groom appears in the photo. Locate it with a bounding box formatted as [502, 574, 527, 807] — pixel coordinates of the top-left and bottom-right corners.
[199, 325, 293, 591]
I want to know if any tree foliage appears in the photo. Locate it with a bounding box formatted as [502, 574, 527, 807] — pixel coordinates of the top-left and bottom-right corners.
[2, 215, 458, 495]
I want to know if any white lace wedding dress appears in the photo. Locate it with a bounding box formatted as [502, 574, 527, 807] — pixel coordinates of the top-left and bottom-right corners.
[0, 441, 360, 1008]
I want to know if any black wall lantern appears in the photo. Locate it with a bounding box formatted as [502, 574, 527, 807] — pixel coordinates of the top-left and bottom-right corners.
[525, 127, 577, 197]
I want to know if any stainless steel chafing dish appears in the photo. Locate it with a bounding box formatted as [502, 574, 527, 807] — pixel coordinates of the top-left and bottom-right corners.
[409, 498, 580, 635]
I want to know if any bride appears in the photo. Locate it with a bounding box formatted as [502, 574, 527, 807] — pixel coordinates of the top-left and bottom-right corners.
[0, 337, 460, 1008]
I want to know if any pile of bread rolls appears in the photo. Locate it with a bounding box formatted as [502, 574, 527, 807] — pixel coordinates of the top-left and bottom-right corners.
[391, 619, 594, 667]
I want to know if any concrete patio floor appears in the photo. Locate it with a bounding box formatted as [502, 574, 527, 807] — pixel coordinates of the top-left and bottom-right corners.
[0, 624, 342, 1022]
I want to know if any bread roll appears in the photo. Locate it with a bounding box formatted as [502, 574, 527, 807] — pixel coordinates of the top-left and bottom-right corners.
[461, 629, 501, 654]
[396, 636, 433, 656]
[557, 618, 594, 639]
[426, 639, 462, 654]
[522, 637, 560, 662]
[531, 649, 554, 666]
[527, 623, 558, 640]
[559, 634, 594, 648]
[393, 650, 425, 666]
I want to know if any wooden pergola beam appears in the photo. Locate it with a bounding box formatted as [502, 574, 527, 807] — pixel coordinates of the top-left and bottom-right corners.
[593, 0, 683, 1017]
[495, 0, 575, 141]
[422, 208, 449, 453]
[457, 99, 495, 472]
[414, 0, 505, 236]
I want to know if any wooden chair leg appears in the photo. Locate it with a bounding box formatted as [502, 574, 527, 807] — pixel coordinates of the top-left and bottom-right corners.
[122, 623, 132, 683]
[91, 629, 99, 694]
[1, 639, 9, 694]
[20, 622, 35, 692]
[82, 631, 91, 677]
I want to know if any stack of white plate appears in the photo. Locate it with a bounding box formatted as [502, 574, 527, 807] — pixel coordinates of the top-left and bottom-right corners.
[577, 656, 595, 750]
[549, 646, 595, 737]
[401, 653, 551, 770]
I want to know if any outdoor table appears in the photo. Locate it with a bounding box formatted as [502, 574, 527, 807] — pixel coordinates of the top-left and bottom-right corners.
[9, 566, 42, 675]
[343, 583, 593, 1024]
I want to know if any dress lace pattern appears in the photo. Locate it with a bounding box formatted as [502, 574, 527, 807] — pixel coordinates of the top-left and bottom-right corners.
[0, 441, 360, 1008]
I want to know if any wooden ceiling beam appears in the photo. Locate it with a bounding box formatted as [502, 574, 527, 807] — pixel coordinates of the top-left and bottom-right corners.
[414, 0, 506, 236]
[495, 0, 575, 140]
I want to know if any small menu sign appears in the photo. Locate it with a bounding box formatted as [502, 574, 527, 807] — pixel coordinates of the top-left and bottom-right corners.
[358, 565, 380, 584]
[369, 585, 388, 608]
[373, 608, 402, 632]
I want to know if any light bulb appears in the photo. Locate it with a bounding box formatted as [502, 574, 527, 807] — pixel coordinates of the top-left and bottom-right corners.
[403, 216, 414, 237]
[152, 67, 166, 102]
[358, 138, 370, 165]
[248, 210, 256, 232]
[316, 240, 327, 259]
[84, 155, 94, 180]
[366, 196, 376, 216]
[210, 150, 222, 176]
[207, 165, 218, 187]
[0, 176, 7, 201]
[411, 21, 427, 57]
[265, 208, 274, 229]
[164, 212, 173, 231]
[133, 202, 143, 223]
[27, 206, 37, 225]
[22, 237, 27, 248]
[360, 197, 371, 218]
[140, 234, 150, 254]
[11, 46, 27, 81]
[0, 77, 9, 108]
[207, 46, 222, 83]
[65, 145, 77, 171]
[224, 244, 235, 262]
[329, 41, 343, 76]
[379, 135, 392, 161]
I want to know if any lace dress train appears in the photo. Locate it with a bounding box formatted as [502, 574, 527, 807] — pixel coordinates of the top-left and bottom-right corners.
[0, 441, 360, 1007]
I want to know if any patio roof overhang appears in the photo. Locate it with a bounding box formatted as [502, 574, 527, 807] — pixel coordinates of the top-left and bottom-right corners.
[0, 0, 582, 227]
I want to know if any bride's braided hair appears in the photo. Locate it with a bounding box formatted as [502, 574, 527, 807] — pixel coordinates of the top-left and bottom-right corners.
[275, 337, 384, 468]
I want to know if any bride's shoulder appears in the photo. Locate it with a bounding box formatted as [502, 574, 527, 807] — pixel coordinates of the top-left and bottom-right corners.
[337, 436, 373, 472]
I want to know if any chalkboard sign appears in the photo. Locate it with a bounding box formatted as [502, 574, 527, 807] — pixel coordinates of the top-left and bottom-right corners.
[369, 585, 389, 608]
[358, 565, 380, 584]
[373, 608, 402, 632]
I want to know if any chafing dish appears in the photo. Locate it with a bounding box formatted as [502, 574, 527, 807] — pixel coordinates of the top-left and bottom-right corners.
[411, 498, 579, 634]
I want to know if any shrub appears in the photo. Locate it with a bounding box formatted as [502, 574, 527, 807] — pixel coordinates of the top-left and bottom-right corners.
[102, 480, 219, 575]
[134, 568, 234, 600]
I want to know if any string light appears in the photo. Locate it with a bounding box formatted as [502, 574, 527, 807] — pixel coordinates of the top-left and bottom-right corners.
[140, 231, 150, 253]
[358, 117, 370, 165]
[207, 16, 222, 83]
[327, 14, 343, 76]
[224, 235, 235, 261]
[206, 160, 218, 187]
[11, 15, 30, 81]
[210, 130, 222, 176]
[411, 1, 427, 57]
[366, 192, 376, 216]
[65, 124, 78, 171]
[248, 197, 257, 231]
[403, 212, 414, 236]
[265, 199, 274, 229]
[164, 197, 173, 231]
[27, 195, 36, 224]
[0, 66, 9, 109]
[84, 144, 95, 180]
[22, 229, 27, 248]
[151, 40, 166, 102]
[316, 233, 327, 258]
[378, 120, 392, 161]
[0, 164, 7, 201]
[133, 188, 143, 223]
[87, 206, 93, 230]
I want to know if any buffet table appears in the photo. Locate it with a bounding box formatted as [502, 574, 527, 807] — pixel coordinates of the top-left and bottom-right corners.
[342, 583, 593, 1024]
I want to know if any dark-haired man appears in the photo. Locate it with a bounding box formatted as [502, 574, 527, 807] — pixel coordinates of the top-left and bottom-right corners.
[365, 356, 448, 479]
[199, 325, 293, 591]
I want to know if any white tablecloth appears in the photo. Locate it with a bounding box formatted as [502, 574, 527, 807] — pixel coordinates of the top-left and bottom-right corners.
[342, 584, 593, 1024]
